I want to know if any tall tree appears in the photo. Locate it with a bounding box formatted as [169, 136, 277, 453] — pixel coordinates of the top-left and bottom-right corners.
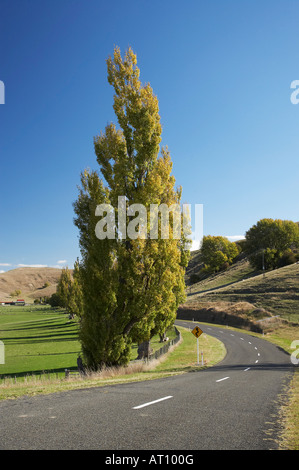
[56, 267, 73, 310]
[55, 262, 83, 317]
[73, 47, 190, 369]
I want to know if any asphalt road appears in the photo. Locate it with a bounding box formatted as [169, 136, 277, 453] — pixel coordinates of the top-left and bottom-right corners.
[0, 321, 294, 451]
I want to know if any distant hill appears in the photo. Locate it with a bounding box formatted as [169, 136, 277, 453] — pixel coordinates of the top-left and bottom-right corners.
[183, 254, 299, 324]
[0, 267, 65, 302]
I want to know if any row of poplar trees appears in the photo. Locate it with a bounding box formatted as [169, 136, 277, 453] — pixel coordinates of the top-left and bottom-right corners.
[69, 47, 190, 370]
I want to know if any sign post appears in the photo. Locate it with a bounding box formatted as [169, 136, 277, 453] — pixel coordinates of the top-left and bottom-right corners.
[191, 326, 203, 365]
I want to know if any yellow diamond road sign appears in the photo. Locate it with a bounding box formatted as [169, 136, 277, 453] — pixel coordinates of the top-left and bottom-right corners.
[192, 326, 203, 338]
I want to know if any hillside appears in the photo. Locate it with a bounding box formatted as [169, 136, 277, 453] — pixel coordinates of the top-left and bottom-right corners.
[184, 253, 299, 324]
[0, 267, 64, 302]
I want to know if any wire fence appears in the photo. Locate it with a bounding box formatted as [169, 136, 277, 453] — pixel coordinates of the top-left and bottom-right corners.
[64, 327, 182, 377]
[148, 326, 181, 361]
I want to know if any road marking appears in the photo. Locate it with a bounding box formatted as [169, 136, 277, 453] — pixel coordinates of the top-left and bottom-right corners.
[216, 377, 230, 382]
[248, 342, 251, 344]
[258, 353, 260, 356]
[230, 334, 235, 336]
[132, 396, 173, 409]
[255, 347, 257, 350]
[240, 337, 244, 340]
[255, 360, 259, 363]
[244, 367, 251, 371]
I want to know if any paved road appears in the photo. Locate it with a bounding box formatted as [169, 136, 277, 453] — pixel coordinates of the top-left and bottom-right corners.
[0, 321, 294, 450]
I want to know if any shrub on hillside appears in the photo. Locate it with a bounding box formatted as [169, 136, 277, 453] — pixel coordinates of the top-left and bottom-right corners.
[277, 250, 298, 268]
[245, 218, 299, 270]
[48, 292, 64, 307]
[200, 236, 240, 273]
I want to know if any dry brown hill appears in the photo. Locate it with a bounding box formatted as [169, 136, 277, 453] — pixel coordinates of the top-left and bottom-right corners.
[184, 260, 299, 323]
[0, 267, 65, 302]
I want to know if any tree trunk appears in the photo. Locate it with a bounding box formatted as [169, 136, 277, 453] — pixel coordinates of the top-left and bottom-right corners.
[137, 340, 153, 360]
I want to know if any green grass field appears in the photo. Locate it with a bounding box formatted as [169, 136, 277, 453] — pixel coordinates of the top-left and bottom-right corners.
[0, 305, 81, 378]
[0, 305, 190, 380]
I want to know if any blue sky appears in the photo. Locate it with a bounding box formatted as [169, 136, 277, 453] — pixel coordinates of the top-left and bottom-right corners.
[0, 0, 299, 272]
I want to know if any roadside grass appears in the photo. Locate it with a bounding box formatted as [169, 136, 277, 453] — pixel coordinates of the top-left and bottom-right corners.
[263, 324, 299, 451]
[154, 325, 225, 373]
[279, 370, 299, 450]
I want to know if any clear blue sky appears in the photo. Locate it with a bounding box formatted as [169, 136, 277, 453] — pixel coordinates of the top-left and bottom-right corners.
[1, 0, 299, 272]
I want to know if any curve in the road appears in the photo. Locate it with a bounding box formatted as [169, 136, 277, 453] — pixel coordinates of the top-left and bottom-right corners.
[0, 321, 294, 450]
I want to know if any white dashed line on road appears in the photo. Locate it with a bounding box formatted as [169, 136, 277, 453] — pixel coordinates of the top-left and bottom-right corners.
[216, 377, 230, 382]
[132, 396, 173, 409]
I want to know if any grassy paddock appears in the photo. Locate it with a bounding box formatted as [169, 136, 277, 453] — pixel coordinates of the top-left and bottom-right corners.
[0, 305, 81, 378]
[0, 305, 182, 381]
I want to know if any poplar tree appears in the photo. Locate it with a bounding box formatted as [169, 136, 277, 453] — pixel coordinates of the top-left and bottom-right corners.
[56, 263, 83, 317]
[73, 47, 190, 369]
[56, 267, 73, 310]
